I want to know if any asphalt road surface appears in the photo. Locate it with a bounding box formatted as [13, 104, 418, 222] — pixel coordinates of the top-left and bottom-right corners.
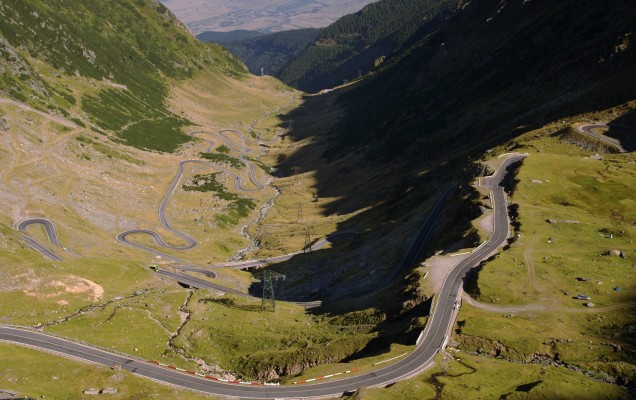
[578, 123, 633, 152]
[2, 154, 527, 399]
[16, 218, 65, 261]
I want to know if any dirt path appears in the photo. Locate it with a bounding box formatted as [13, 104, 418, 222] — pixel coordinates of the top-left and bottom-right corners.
[461, 290, 636, 314]
[524, 237, 537, 289]
[0, 98, 77, 128]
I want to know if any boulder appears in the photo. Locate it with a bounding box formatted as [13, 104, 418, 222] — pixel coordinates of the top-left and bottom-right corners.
[101, 388, 118, 395]
[605, 249, 626, 258]
[83, 388, 99, 395]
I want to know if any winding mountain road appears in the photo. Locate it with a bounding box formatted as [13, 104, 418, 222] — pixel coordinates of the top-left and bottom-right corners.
[577, 123, 634, 152]
[16, 218, 66, 261]
[3, 154, 527, 398]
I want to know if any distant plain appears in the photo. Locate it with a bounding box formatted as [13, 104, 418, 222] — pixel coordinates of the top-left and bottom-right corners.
[159, 0, 376, 33]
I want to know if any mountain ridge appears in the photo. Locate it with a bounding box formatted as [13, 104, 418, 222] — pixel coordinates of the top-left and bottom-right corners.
[197, 27, 322, 77]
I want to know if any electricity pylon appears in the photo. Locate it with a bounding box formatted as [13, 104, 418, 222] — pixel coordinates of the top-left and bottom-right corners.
[303, 225, 312, 253]
[260, 270, 286, 311]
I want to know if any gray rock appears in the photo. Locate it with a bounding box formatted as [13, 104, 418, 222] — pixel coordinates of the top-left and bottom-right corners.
[0, 117, 9, 131]
[101, 388, 118, 395]
[607, 249, 626, 258]
[83, 388, 99, 395]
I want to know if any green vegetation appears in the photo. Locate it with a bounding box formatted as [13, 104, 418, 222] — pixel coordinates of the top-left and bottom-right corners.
[173, 292, 378, 380]
[0, 0, 246, 152]
[447, 131, 636, 387]
[351, 352, 630, 399]
[215, 198, 257, 226]
[75, 134, 144, 164]
[476, 147, 635, 307]
[199, 152, 245, 169]
[182, 173, 256, 226]
[45, 288, 190, 365]
[278, 0, 458, 91]
[216, 144, 231, 153]
[0, 257, 156, 326]
[203, 28, 322, 77]
[0, 343, 219, 400]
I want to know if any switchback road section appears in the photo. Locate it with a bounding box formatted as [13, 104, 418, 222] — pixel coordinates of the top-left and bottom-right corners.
[577, 123, 634, 152]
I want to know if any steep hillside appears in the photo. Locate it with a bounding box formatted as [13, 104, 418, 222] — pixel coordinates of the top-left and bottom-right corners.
[277, 0, 459, 92]
[270, 1, 636, 279]
[198, 28, 322, 76]
[0, 0, 245, 152]
[325, 0, 636, 160]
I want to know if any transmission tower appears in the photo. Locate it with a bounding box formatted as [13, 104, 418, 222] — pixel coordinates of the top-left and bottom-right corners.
[303, 225, 312, 253]
[260, 270, 286, 312]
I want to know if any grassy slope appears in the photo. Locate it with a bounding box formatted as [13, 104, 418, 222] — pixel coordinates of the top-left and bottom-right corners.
[352, 352, 629, 400]
[450, 115, 636, 386]
[0, 0, 245, 152]
[0, 343, 221, 399]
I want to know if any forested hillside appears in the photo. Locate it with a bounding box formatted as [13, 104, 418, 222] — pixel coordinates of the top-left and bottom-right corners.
[277, 0, 459, 92]
[198, 28, 322, 77]
[322, 0, 636, 161]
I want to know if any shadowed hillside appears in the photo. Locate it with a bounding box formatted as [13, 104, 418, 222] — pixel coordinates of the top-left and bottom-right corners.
[260, 0, 636, 347]
[277, 0, 460, 92]
[198, 28, 322, 77]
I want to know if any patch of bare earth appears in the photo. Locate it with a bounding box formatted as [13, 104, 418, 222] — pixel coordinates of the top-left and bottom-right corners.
[421, 253, 468, 294]
[22, 274, 104, 302]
